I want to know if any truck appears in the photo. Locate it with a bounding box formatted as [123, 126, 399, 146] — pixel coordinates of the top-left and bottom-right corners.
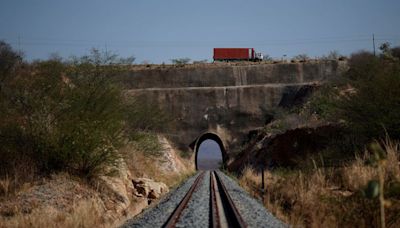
[213, 48, 263, 62]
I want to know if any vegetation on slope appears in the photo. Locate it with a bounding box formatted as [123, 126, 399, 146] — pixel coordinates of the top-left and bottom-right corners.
[0, 41, 169, 182]
[237, 46, 400, 227]
[306, 49, 400, 149]
[0, 41, 184, 228]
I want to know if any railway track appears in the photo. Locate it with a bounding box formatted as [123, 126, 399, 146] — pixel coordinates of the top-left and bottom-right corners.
[163, 171, 246, 228]
[123, 171, 286, 228]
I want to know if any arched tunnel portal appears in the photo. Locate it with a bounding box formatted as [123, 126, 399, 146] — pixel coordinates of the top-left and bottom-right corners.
[189, 132, 227, 170]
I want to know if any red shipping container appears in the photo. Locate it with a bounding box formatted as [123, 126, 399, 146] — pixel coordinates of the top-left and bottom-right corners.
[213, 48, 254, 61]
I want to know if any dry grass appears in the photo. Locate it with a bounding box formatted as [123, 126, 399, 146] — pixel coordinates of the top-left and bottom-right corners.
[0, 176, 11, 198]
[341, 155, 377, 191]
[121, 142, 194, 188]
[0, 172, 107, 228]
[238, 139, 400, 228]
[384, 138, 400, 180]
[0, 158, 37, 200]
[0, 199, 105, 228]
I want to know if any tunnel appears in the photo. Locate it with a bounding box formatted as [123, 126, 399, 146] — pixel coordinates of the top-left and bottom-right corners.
[190, 132, 227, 170]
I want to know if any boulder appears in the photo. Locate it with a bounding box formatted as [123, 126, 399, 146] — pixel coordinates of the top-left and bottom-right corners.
[131, 178, 168, 199]
[148, 190, 159, 199]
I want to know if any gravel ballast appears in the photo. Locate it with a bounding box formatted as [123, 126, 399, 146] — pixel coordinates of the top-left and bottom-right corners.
[216, 171, 287, 228]
[121, 171, 287, 228]
[175, 171, 210, 227]
[121, 172, 201, 228]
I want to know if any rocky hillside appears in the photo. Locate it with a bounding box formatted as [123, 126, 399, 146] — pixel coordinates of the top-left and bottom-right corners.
[0, 136, 192, 227]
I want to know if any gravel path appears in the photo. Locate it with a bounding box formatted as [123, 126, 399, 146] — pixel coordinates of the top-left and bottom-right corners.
[216, 171, 288, 228]
[121, 172, 201, 228]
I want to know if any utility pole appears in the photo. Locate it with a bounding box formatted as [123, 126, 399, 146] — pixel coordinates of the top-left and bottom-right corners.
[105, 42, 108, 57]
[373, 34, 376, 56]
[260, 165, 265, 202]
[18, 35, 21, 51]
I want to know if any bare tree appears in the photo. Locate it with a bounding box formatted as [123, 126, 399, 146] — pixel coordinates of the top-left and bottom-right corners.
[292, 54, 310, 62]
[171, 58, 191, 65]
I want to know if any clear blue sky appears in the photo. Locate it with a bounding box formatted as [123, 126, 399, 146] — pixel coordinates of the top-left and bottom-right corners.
[1, 0, 399, 63]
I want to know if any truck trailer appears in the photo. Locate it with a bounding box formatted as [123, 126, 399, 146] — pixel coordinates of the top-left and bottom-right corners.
[213, 48, 263, 62]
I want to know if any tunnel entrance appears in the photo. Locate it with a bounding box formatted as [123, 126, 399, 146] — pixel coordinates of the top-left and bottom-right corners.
[191, 133, 227, 170]
[196, 139, 223, 170]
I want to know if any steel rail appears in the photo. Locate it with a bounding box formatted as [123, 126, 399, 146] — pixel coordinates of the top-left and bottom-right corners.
[213, 171, 247, 228]
[163, 171, 206, 228]
[210, 172, 221, 228]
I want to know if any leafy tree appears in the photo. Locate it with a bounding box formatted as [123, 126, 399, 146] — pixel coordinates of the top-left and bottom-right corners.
[379, 42, 391, 57]
[0, 41, 22, 91]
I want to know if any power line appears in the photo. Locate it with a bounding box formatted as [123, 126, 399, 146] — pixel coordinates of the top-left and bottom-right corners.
[3, 33, 399, 42]
[3, 38, 391, 48]
[2, 35, 399, 51]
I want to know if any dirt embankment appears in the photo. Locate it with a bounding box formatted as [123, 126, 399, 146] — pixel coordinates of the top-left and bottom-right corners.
[0, 136, 193, 228]
[228, 123, 342, 172]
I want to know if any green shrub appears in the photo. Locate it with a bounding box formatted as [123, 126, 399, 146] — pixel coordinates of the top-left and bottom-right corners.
[130, 132, 162, 156]
[336, 58, 400, 143]
[306, 51, 400, 150]
[124, 95, 171, 135]
[0, 41, 22, 82]
[303, 85, 338, 119]
[392, 46, 400, 59]
[0, 44, 165, 179]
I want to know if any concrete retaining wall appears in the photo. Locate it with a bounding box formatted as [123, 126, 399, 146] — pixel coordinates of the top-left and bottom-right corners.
[123, 61, 346, 155]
